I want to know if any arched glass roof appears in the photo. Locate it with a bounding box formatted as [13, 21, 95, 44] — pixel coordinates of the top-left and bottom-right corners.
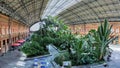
[42, 0, 79, 19]
[57, 0, 120, 24]
[0, 0, 120, 26]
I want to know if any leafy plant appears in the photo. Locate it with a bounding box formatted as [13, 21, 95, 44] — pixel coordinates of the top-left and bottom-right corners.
[54, 52, 70, 66]
[97, 19, 116, 60]
[21, 41, 46, 57]
[55, 19, 116, 65]
[22, 16, 116, 66]
[72, 37, 97, 65]
[21, 16, 73, 57]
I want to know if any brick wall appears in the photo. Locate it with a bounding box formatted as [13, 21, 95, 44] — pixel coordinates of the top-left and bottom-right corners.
[0, 14, 29, 54]
[69, 22, 120, 44]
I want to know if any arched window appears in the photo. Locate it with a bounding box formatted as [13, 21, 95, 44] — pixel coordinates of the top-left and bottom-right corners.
[7, 39, 9, 44]
[3, 40, 5, 45]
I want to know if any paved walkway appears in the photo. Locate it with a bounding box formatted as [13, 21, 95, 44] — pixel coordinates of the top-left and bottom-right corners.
[1, 44, 120, 68]
[0, 45, 59, 68]
[91, 44, 120, 68]
[0, 50, 25, 68]
[0, 50, 32, 68]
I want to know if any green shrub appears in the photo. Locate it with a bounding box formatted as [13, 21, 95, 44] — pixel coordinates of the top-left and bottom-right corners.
[54, 19, 116, 66]
[21, 41, 46, 57]
[54, 52, 70, 66]
[22, 16, 116, 66]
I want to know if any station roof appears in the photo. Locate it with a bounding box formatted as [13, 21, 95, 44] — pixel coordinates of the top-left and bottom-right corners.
[0, 0, 120, 26]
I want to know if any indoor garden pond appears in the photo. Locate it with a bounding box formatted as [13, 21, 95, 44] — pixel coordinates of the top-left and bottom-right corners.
[21, 16, 116, 66]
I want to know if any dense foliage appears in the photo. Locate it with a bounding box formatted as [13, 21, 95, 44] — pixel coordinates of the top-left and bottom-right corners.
[21, 41, 45, 57]
[21, 16, 74, 57]
[38, 16, 76, 52]
[55, 19, 116, 65]
[21, 16, 116, 65]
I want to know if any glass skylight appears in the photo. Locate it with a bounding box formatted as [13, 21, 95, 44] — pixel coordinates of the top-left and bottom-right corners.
[42, 0, 81, 19]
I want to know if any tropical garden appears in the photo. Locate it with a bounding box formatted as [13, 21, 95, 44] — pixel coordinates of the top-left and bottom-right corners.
[21, 16, 116, 66]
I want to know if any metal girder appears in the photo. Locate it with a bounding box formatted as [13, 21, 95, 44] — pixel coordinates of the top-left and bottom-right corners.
[60, 10, 87, 24]
[33, 0, 36, 22]
[38, 0, 45, 20]
[1, 0, 120, 26]
[8, 0, 16, 4]
[14, 0, 33, 12]
[18, 0, 29, 23]
[58, 0, 119, 24]
[0, 1, 14, 16]
[49, 0, 68, 15]
[96, 0, 109, 18]
[45, 0, 60, 16]
[74, 16, 120, 24]
[66, 9, 85, 24]
[111, 0, 120, 17]
[80, 1, 100, 23]
[57, 14, 74, 24]
[58, 10, 85, 24]
[107, 0, 118, 18]
[58, 0, 98, 16]
[18, 0, 29, 15]
[76, 1, 118, 15]
[22, 7, 48, 18]
[57, 0, 98, 24]
[0, 1, 27, 24]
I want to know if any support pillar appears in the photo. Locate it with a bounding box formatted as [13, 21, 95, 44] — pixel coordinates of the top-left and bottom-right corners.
[8, 16, 12, 51]
[118, 35, 120, 44]
[84, 23, 86, 35]
[0, 41, 1, 53]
